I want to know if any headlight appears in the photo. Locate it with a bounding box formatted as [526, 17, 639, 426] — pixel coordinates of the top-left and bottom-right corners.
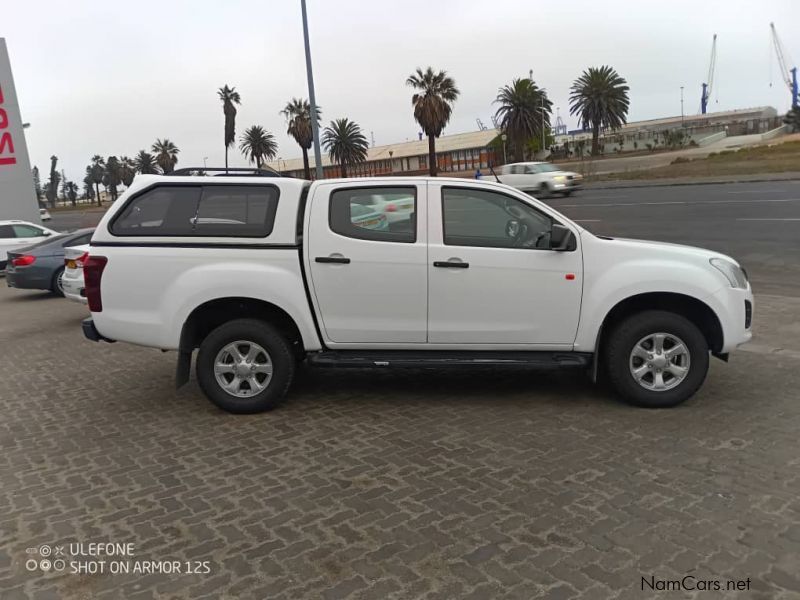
[710, 258, 748, 289]
[553, 175, 566, 181]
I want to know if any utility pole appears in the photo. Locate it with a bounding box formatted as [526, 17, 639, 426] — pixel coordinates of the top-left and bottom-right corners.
[301, 0, 323, 180]
[680, 86, 684, 126]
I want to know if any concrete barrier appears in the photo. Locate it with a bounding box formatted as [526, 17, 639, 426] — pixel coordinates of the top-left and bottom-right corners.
[697, 131, 727, 147]
[761, 125, 789, 141]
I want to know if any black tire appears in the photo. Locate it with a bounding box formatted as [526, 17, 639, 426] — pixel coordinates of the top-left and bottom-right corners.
[51, 267, 65, 297]
[538, 183, 550, 198]
[604, 310, 709, 408]
[196, 318, 295, 414]
[562, 190, 573, 197]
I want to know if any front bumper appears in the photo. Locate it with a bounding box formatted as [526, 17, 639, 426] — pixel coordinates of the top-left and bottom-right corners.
[82, 318, 115, 343]
[707, 285, 754, 353]
[62, 274, 87, 304]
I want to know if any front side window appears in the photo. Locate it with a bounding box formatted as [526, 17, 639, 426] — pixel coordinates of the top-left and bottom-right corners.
[442, 187, 554, 249]
[330, 187, 416, 243]
[12, 224, 44, 238]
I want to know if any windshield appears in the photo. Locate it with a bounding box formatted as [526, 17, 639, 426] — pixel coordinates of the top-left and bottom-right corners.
[538, 164, 559, 173]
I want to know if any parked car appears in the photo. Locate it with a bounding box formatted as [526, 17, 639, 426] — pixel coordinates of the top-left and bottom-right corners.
[491, 162, 582, 196]
[5, 228, 94, 296]
[39, 208, 52, 221]
[82, 173, 752, 413]
[62, 243, 91, 304]
[0, 220, 59, 272]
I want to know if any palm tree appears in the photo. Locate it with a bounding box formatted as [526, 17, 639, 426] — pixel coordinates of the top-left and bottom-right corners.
[406, 67, 460, 176]
[281, 98, 320, 179]
[83, 171, 95, 202]
[239, 125, 278, 168]
[569, 66, 630, 156]
[494, 78, 552, 162]
[134, 150, 159, 174]
[218, 84, 241, 171]
[785, 107, 800, 133]
[151, 139, 179, 173]
[89, 155, 104, 206]
[103, 156, 122, 202]
[119, 156, 136, 187]
[321, 118, 368, 178]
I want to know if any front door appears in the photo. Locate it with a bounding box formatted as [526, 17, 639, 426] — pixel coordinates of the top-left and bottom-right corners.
[307, 182, 427, 344]
[427, 183, 582, 346]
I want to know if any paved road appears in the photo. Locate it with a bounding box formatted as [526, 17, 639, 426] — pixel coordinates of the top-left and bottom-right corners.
[3, 180, 799, 598]
[545, 181, 800, 297]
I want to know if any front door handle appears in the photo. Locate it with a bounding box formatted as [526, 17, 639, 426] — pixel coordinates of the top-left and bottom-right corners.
[433, 261, 469, 268]
[315, 256, 351, 264]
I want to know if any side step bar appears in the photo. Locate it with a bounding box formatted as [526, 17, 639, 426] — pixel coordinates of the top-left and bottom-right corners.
[307, 350, 592, 369]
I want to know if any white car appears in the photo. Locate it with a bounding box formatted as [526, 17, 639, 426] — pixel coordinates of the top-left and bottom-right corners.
[39, 208, 52, 221]
[81, 173, 753, 414]
[0, 220, 59, 271]
[493, 162, 582, 196]
[62, 243, 90, 304]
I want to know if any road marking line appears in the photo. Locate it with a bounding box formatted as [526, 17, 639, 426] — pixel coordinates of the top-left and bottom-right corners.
[736, 218, 800, 221]
[574, 219, 602, 222]
[726, 190, 785, 194]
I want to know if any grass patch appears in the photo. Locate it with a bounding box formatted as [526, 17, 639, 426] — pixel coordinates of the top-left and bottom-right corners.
[601, 141, 800, 181]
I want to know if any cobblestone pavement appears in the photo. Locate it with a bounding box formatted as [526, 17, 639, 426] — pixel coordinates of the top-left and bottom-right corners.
[1, 284, 799, 599]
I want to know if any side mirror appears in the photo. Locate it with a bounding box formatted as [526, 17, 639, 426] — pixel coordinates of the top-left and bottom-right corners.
[505, 219, 521, 238]
[43, 231, 52, 237]
[550, 224, 576, 251]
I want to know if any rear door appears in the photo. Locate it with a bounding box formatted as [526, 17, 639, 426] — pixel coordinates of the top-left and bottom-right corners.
[306, 181, 427, 344]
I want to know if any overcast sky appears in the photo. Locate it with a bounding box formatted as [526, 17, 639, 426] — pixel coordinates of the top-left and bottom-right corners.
[5, 0, 798, 183]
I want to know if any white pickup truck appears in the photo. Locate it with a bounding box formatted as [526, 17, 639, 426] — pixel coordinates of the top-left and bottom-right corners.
[82, 170, 753, 413]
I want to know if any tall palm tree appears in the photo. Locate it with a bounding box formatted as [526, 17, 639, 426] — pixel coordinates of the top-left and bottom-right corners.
[494, 78, 552, 162]
[569, 66, 630, 156]
[281, 98, 320, 179]
[406, 67, 459, 176]
[321, 118, 368, 178]
[83, 170, 95, 202]
[134, 150, 160, 174]
[218, 84, 241, 171]
[89, 155, 104, 206]
[151, 139, 179, 173]
[119, 156, 136, 187]
[239, 125, 278, 168]
[103, 156, 122, 202]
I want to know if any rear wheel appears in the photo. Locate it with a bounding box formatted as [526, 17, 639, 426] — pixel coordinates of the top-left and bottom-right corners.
[196, 318, 295, 413]
[604, 310, 709, 408]
[51, 267, 65, 297]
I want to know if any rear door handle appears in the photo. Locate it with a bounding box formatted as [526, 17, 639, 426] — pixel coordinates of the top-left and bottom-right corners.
[433, 261, 469, 268]
[315, 256, 351, 264]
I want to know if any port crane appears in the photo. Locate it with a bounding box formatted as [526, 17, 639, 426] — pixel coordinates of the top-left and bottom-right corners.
[701, 34, 717, 114]
[770, 22, 798, 108]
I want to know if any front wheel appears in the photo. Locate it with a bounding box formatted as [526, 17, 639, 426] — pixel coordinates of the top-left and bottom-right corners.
[51, 267, 65, 297]
[604, 310, 709, 408]
[196, 318, 295, 413]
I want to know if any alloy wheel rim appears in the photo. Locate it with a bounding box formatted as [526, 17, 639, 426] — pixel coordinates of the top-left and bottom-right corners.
[214, 341, 273, 398]
[628, 332, 691, 392]
[57, 271, 65, 293]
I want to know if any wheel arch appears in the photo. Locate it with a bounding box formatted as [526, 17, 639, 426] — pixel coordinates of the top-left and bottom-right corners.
[175, 297, 305, 387]
[595, 292, 724, 360]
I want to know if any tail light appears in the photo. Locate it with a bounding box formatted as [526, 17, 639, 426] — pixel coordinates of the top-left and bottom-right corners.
[84, 255, 108, 312]
[12, 255, 36, 267]
[385, 203, 397, 212]
[75, 252, 89, 268]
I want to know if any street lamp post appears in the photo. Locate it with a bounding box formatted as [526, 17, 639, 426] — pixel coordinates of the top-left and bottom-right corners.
[680, 86, 684, 126]
[388, 150, 394, 174]
[203, 156, 208, 169]
[501, 133, 507, 164]
[300, 0, 323, 180]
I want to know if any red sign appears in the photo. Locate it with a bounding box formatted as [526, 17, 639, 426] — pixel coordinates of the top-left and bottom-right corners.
[0, 84, 17, 166]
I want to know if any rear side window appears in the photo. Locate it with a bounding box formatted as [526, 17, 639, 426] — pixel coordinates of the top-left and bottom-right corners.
[329, 187, 416, 243]
[193, 186, 278, 237]
[110, 185, 279, 237]
[111, 187, 201, 236]
[0, 225, 14, 238]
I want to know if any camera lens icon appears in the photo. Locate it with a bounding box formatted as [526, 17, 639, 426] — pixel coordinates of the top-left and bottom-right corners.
[39, 545, 51, 557]
[40, 560, 51, 572]
[25, 559, 38, 572]
[53, 559, 66, 571]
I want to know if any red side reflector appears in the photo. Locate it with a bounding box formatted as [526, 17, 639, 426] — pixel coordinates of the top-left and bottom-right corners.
[385, 203, 397, 212]
[84, 256, 108, 312]
[11, 255, 36, 267]
[565, 273, 576, 280]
